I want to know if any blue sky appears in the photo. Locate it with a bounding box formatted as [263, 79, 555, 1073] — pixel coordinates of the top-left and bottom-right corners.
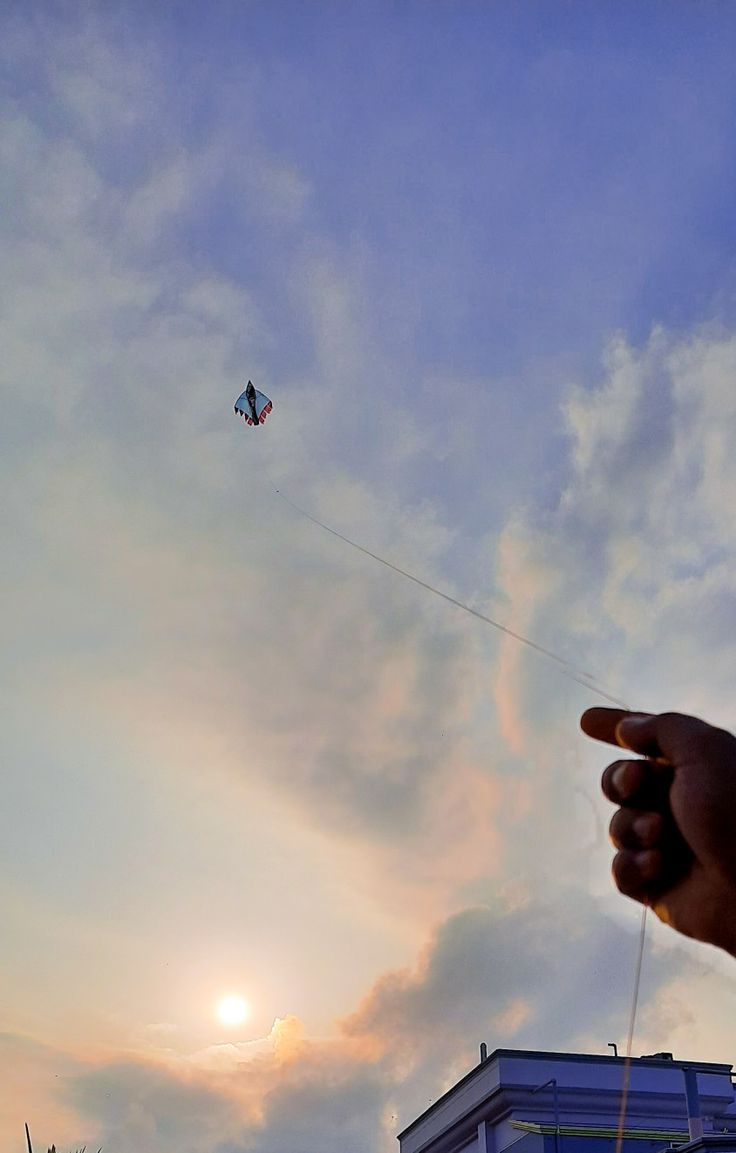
[4, 4, 736, 1152]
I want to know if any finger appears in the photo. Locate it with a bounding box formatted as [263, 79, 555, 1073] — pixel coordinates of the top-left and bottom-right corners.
[601, 758, 671, 808]
[611, 848, 666, 903]
[580, 707, 631, 747]
[615, 713, 666, 760]
[609, 808, 664, 851]
[615, 710, 733, 765]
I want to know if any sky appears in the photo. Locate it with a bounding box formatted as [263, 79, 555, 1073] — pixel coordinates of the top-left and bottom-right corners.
[3, 2, 736, 1151]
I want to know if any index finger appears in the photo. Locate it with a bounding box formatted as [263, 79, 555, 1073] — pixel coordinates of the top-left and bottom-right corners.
[580, 707, 638, 748]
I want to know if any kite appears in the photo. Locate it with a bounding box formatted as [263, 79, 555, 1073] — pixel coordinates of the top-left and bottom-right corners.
[234, 380, 273, 426]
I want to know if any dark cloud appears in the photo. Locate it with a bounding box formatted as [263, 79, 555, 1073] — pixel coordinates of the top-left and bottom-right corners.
[341, 894, 690, 1127]
[68, 1061, 242, 1153]
[64, 1041, 392, 1153]
[392, 892, 683, 1064]
[226, 1063, 388, 1153]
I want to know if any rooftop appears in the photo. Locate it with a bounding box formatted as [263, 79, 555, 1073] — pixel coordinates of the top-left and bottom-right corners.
[399, 1048, 736, 1153]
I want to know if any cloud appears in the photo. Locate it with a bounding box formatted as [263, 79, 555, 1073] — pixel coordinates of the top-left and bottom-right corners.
[500, 325, 736, 722]
[0, 80, 513, 918]
[57, 1014, 391, 1153]
[342, 895, 682, 1064]
[50, 892, 703, 1152]
[460, 324, 736, 931]
[68, 1059, 242, 1153]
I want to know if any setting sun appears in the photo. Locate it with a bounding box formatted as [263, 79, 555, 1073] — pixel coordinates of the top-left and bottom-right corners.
[217, 995, 251, 1027]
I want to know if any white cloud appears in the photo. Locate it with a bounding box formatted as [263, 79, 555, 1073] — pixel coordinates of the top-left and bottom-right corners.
[489, 326, 736, 729]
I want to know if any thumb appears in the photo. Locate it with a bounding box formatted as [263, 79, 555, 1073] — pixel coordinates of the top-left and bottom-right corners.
[615, 712, 661, 757]
[616, 710, 726, 766]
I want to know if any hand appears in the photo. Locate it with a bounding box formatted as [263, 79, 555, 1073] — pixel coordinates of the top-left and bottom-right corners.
[580, 708, 736, 956]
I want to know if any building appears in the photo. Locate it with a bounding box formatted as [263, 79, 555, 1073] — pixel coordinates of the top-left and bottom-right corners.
[398, 1048, 736, 1153]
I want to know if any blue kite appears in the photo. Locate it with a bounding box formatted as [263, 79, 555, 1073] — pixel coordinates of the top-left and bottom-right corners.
[234, 381, 273, 426]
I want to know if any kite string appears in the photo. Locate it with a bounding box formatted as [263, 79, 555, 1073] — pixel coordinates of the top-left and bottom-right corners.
[267, 475, 647, 1140]
[615, 905, 649, 1153]
[269, 481, 628, 709]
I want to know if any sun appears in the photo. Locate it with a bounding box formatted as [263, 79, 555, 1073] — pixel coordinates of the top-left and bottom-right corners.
[217, 995, 250, 1027]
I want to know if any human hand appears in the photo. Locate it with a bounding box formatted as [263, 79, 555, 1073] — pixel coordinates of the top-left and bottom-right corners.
[580, 708, 736, 956]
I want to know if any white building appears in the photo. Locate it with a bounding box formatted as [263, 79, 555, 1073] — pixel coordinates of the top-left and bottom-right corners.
[398, 1048, 736, 1153]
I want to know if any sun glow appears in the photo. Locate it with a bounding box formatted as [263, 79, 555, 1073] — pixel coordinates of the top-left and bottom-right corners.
[217, 995, 250, 1027]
